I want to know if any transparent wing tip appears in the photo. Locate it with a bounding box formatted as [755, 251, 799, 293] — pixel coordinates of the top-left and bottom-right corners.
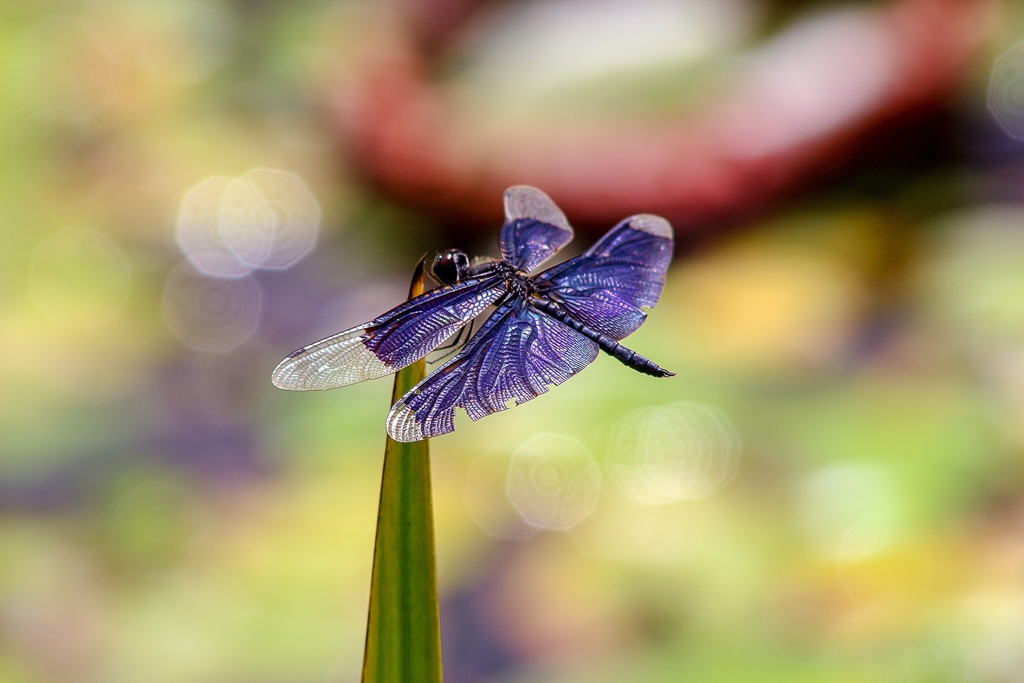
[269, 324, 391, 391]
[271, 358, 304, 390]
[387, 403, 426, 442]
[628, 214, 673, 240]
[503, 186, 572, 233]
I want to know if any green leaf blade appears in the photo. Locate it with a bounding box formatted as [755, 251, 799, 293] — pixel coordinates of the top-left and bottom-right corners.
[361, 260, 443, 683]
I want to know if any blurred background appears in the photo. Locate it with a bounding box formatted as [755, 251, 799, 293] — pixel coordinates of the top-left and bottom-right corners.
[4, 0, 1024, 681]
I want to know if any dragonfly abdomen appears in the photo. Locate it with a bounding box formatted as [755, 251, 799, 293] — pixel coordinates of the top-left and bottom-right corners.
[531, 298, 674, 378]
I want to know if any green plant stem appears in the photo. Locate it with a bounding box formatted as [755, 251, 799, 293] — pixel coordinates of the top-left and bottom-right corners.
[361, 258, 443, 683]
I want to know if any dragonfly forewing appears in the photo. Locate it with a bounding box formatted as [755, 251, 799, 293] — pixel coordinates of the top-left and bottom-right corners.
[272, 277, 505, 391]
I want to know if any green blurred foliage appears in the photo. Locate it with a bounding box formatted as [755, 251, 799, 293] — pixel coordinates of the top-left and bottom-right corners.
[2, 2, 1024, 683]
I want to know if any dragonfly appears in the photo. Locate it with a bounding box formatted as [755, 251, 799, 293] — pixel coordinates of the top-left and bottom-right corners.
[271, 186, 675, 442]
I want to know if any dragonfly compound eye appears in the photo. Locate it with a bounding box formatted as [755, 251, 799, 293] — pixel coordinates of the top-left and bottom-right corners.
[433, 249, 469, 285]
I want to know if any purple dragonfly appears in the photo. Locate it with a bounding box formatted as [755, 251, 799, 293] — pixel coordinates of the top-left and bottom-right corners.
[271, 186, 674, 442]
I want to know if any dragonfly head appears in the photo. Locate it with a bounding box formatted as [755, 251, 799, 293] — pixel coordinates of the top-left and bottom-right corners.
[432, 249, 469, 285]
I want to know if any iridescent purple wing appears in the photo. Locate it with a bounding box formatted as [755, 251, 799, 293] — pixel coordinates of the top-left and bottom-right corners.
[499, 186, 574, 273]
[271, 277, 505, 391]
[534, 214, 673, 340]
[386, 302, 598, 441]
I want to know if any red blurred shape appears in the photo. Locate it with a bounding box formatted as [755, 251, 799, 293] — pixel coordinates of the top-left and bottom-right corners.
[337, 0, 993, 235]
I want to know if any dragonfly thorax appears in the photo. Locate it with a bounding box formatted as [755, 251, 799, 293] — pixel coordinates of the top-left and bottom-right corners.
[491, 258, 533, 301]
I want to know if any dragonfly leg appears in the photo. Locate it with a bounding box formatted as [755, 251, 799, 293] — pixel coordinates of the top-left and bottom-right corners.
[429, 320, 477, 364]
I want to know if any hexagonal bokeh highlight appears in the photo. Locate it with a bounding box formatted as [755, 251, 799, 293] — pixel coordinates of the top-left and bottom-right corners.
[175, 176, 254, 278]
[607, 402, 740, 505]
[162, 260, 262, 352]
[506, 433, 601, 530]
[218, 177, 277, 268]
[989, 41, 1024, 140]
[228, 168, 321, 270]
[175, 169, 320, 278]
